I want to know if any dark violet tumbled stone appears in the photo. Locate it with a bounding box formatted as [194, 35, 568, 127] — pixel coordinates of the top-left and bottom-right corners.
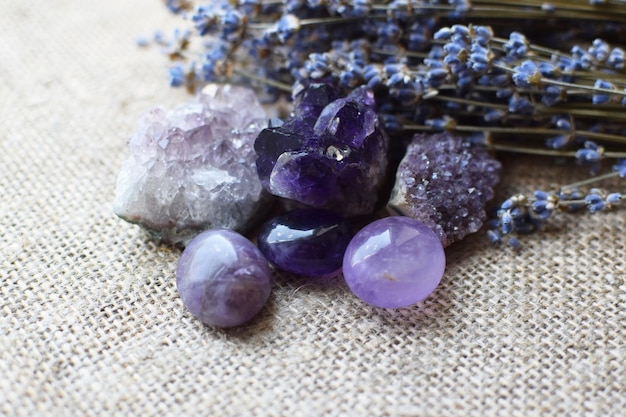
[254, 84, 389, 216]
[257, 208, 353, 277]
[342, 216, 446, 309]
[176, 229, 272, 328]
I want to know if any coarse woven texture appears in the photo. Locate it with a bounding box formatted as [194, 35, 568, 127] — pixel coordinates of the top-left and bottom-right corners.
[1, 1, 625, 416]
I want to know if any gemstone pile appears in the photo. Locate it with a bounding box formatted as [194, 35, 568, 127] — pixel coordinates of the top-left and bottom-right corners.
[176, 229, 272, 328]
[115, 83, 506, 326]
[388, 133, 501, 247]
[254, 81, 389, 216]
[113, 84, 270, 246]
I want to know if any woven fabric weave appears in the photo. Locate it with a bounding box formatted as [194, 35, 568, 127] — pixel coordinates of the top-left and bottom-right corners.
[1, 1, 625, 416]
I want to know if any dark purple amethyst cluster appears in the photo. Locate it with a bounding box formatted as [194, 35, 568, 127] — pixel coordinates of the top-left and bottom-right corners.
[254, 81, 389, 216]
[388, 133, 501, 247]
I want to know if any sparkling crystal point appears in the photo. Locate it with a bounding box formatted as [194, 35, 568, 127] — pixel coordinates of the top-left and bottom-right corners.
[113, 84, 271, 246]
[255, 84, 389, 216]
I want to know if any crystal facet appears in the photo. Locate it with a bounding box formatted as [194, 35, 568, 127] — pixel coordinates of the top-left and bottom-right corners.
[257, 208, 353, 276]
[342, 216, 446, 309]
[113, 84, 270, 246]
[388, 133, 501, 247]
[176, 229, 272, 328]
[255, 83, 389, 216]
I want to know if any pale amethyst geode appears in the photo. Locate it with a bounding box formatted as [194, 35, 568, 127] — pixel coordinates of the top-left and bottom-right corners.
[113, 84, 270, 246]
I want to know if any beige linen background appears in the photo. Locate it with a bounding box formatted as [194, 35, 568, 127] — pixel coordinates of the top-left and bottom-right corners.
[1, 1, 625, 416]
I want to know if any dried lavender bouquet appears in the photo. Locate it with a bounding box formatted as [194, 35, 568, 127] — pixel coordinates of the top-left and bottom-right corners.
[140, 0, 626, 248]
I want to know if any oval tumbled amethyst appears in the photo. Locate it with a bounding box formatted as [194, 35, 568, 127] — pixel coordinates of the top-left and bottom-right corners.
[176, 229, 272, 327]
[342, 217, 446, 309]
[257, 208, 353, 277]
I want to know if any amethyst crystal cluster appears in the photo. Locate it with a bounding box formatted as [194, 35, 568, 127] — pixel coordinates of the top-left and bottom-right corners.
[113, 84, 269, 246]
[254, 80, 389, 216]
[388, 133, 502, 247]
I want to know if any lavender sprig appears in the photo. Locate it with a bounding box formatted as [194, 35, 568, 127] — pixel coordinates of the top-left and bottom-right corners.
[150, 0, 626, 247]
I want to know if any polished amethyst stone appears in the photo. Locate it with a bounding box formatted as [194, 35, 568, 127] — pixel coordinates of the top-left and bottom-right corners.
[176, 229, 272, 327]
[254, 83, 389, 216]
[342, 217, 446, 309]
[257, 208, 353, 277]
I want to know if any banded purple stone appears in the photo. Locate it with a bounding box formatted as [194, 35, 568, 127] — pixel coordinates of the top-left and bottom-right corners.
[257, 208, 353, 277]
[342, 217, 446, 309]
[176, 229, 272, 327]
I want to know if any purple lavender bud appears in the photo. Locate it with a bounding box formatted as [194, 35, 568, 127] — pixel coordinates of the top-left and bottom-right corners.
[612, 159, 626, 177]
[503, 32, 528, 60]
[508, 94, 534, 114]
[606, 193, 622, 204]
[388, 133, 501, 247]
[588, 38, 610, 62]
[487, 229, 502, 244]
[483, 110, 506, 123]
[592, 79, 615, 104]
[472, 25, 493, 45]
[607, 48, 625, 69]
[545, 134, 572, 149]
[275, 14, 300, 43]
[512, 60, 541, 89]
[168, 65, 186, 87]
[433, 27, 453, 41]
[500, 211, 513, 234]
[553, 116, 572, 131]
[585, 194, 605, 213]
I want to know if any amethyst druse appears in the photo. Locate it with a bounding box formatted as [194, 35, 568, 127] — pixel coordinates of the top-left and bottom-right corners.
[254, 86, 389, 216]
[388, 133, 501, 247]
[257, 208, 353, 277]
[342, 216, 446, 309]
[176, 229, 272, 328]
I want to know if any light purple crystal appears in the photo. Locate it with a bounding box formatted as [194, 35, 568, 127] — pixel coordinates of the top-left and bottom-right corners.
[176, 229, 272, 328]
[113, 84, 270, 246]
[388, 133, 501, 247]
[342, 216, 446, 309]
[254, 84, 389, 216]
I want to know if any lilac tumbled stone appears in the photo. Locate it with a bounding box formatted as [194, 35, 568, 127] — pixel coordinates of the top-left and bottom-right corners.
[176, 229, 272, 328]
[257, 208, 353, 277]
[342, 217, 445, 309]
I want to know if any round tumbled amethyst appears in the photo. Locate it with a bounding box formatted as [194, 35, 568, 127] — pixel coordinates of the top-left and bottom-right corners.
[176, 229, 272, 327]
[342, 217, 446, 309]
[257, 208, 353, 277]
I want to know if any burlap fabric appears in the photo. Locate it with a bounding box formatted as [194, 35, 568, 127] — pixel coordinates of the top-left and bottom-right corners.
[1, 1, 625, 416]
